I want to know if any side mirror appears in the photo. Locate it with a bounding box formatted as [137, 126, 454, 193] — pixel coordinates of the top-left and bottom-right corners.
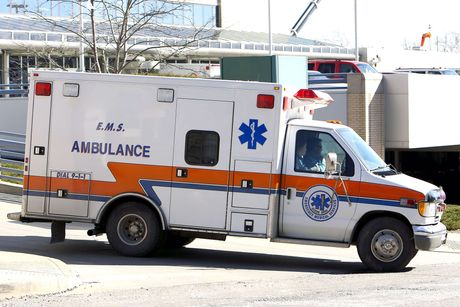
[325, 152, 338, 174]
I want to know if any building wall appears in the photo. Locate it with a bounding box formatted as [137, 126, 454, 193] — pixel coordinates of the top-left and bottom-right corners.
[0, 97, 27, 134]
[313, 90, 348, 124]
[385, 73, 460, 149]
[347, 73, 385, 158]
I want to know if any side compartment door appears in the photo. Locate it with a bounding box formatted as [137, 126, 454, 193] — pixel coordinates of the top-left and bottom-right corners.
[169, 98, 234, 229]
[280, 126, 361, 242]
[25, 81, 52, 214]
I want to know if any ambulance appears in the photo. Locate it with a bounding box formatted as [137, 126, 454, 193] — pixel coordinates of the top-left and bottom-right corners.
[9, 71, 447, 272]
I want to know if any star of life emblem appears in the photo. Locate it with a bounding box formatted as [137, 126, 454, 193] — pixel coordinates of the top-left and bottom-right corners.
[302, 185, 339, 222]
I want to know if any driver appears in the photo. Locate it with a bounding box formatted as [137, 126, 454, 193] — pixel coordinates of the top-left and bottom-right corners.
[304, 137, 325, 172]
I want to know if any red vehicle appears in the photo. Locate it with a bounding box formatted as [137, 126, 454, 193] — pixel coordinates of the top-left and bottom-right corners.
[308, 60, 378, 74]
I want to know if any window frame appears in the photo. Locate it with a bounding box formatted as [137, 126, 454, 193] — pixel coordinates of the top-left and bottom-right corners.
[184, 130, 220, 167]
[294, 129, 355, 177]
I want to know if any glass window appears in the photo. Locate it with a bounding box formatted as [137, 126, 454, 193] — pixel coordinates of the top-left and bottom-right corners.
[64, 57, 78, 69]
[295, 130, 354, 176]
[185, 130, 219, 166]
[337, 127, 387, 173]
[193, 4, 204, 26]
[356, 63, 379, 73]
[340, 63, 357, 73]
[161, 2, 174, 24]
[318, 63, 335, 74]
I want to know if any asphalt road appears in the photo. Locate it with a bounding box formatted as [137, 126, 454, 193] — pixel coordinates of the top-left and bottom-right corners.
[1, 201, 460, 306]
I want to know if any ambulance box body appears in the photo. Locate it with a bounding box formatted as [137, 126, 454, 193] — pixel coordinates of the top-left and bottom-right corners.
[11, 71, 447, 272]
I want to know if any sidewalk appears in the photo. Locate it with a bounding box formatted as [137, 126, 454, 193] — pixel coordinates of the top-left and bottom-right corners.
[0, 251, 80, 300]
[0, 199, 81, 300]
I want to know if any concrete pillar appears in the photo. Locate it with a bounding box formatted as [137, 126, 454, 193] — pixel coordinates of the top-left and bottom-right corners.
[347, 73, 385, 158]
[2, 50, 9, 85]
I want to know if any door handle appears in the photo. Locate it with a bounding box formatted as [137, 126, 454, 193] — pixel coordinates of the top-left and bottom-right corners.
[286, 187, 296, 200]
[176, 168, 188, 178]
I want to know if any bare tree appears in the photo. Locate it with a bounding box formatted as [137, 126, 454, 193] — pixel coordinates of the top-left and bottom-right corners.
[28, 0, 216, 73]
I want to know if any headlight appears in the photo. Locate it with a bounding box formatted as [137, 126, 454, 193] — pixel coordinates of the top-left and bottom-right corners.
[426, 188, 446, 203]
[418, 201, 437, 217]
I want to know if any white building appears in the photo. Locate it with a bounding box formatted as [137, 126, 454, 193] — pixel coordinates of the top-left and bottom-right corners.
[0, 0, 355, 85]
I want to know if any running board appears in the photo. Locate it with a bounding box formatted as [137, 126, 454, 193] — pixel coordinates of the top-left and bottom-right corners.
[271, 237, 350, 248]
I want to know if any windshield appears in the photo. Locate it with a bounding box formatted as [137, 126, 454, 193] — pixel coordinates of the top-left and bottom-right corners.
[356, 63, 378, 73]
[337, 127, 389, 171]
[441, 69, 458, 75]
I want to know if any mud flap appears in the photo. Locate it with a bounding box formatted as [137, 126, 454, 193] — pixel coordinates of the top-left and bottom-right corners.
[50, 221, 66, 243]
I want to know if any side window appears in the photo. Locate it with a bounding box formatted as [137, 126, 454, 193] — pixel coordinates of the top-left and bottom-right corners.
[185, 130, 219, 166]
[294, 130, 354, 176]
[318, 63, 335, 74]
[340, 63, 357, 73]
[308, 63, 314, 70]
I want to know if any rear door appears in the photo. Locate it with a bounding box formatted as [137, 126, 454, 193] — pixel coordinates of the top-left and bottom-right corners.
[24, 81, 53, 214]
[169, 98, 234, 229]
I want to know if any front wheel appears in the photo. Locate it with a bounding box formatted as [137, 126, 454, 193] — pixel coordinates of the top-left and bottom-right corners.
[106, 202, 163, 257]
[357, 217, 416, 272]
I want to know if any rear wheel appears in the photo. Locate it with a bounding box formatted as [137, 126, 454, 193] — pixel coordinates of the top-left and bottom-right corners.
[357, 217, 416, 272]
[106, 202, 163, 257]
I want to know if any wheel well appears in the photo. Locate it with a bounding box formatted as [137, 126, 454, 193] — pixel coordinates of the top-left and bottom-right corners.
[97, 194, 165, 231]
[351, 211, 412, 244]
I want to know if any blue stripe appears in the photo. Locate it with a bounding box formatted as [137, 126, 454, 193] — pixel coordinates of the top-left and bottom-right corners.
[25, 189, 110, 202]
[24, 183, 407, 209]
[232, 187, 270, 195]
[292, 191, 403, 208]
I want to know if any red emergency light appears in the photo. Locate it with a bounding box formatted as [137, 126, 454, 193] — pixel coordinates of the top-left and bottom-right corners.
[35, 82, 52, 96]
[294, 89, 333, 103]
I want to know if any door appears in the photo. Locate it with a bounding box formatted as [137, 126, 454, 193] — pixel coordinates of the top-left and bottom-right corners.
[280, 126, 361, 242]
[169, 98, 234, 229]
[25, 81, 53, 214]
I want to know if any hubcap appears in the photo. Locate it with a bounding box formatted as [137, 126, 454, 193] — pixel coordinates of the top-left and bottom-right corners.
[117, 214, 148, 246]
[371, 229, 403, 262]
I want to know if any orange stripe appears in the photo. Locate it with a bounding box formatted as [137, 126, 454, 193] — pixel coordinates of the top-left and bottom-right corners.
[282, 174, 424, 201]
[25, 162, 425, 202]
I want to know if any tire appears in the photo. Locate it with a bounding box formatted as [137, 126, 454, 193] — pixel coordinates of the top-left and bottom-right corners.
[357, 217, 416, 272]
[106, 202, 163, 257]
[164, 233, 195, 249]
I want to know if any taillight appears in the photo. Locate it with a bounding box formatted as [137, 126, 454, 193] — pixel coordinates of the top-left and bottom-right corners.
[257, 94, 274, 109]
[283, 96, 289, 111]
[35, 82, 52, 96]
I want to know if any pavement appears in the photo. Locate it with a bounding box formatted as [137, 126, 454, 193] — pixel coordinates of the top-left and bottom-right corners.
[0, 196, 459, 301]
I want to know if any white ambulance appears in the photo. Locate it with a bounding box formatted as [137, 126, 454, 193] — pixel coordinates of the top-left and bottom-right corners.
[9, 71, 447, 272]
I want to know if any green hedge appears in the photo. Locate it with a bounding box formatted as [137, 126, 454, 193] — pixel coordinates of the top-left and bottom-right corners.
[441, 204, 460, 231]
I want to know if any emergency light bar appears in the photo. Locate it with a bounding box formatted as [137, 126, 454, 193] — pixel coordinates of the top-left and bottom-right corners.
[287, 89, 333, 111]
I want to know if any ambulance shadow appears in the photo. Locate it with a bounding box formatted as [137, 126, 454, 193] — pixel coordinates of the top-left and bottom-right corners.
[0, 234, 405, 274]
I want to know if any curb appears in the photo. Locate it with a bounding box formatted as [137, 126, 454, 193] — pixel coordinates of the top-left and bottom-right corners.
[0, 182, 22, 196]
[0, 252, 80, 300]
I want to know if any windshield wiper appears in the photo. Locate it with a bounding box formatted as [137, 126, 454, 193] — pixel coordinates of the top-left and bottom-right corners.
[370, 164, 399, 174]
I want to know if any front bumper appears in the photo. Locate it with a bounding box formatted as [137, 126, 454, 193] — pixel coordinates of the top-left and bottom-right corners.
[413, 223, 447, 250]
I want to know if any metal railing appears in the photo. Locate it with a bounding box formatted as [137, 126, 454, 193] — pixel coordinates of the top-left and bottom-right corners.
[0, 84, 29, 97]
[0, 131, 25, 184]
[0, 28, 356, 58]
